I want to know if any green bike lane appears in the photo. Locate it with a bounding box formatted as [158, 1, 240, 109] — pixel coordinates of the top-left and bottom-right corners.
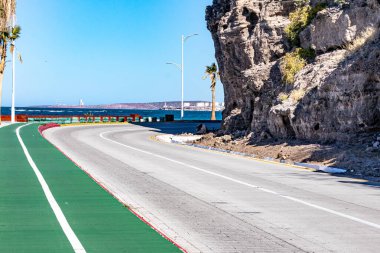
[0, 123, 181, 253]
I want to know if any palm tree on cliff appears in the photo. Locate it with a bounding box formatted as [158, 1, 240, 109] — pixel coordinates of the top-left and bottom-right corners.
[0, 0, 17, 124]
[203, 63, 219, 120]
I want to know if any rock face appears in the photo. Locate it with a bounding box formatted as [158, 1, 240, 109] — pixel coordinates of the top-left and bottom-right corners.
[206, 0, 380, 141]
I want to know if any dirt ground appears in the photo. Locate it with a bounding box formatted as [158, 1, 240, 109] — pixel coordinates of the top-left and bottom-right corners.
[192, 132, 380, 180]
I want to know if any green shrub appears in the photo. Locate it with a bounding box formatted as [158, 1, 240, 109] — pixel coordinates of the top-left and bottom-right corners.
[285, 4, 326, 46]
[281, 48, 315, 85]
[297, 47, 316, 60]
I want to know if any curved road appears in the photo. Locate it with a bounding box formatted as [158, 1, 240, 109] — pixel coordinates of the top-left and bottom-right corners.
[44, 123, 380, 253]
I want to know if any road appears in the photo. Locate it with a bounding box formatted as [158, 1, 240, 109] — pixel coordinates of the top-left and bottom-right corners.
[44, 123, 380, 253]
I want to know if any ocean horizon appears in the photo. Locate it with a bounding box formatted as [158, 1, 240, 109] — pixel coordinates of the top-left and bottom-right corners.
[1, 106, 223, 121]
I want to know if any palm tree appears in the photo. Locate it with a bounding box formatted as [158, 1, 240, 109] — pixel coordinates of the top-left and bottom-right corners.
[0, 0, 17, 125]
[203, 63, 219, 120]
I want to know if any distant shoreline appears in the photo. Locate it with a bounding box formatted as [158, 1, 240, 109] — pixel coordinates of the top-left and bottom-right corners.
[25, 107, 223, 112]
[27, 101, 225, 112]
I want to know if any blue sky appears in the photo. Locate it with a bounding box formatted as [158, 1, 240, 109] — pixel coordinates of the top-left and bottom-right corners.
[2, 0, 223, 106]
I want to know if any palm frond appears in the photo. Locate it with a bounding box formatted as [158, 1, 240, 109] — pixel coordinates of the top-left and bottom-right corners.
[1, 31, 9, 40]
[205, 62, 218, 74]
[17, 52, 22, 63]
[10, 25, 20, 40]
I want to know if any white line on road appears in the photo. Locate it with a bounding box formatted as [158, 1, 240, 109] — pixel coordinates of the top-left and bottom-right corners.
[0, 122, 14, 128]
[100, 129, 380, 230]
[16, 124, 86, 253]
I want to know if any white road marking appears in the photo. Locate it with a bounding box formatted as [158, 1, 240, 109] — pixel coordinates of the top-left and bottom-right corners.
[100, 129, 380, 230]
[16, 124, 86, 253]
[0, 122, 14, 128]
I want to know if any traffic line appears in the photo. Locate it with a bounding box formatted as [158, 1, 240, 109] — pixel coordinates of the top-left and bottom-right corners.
[100, 129, 380, 231]
[16, 124, 86, 253]
[0, 122, 14, 128]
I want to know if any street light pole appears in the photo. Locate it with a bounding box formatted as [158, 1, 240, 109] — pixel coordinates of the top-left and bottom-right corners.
[181, 35, 184, 120]
[11, 14, 16, 123]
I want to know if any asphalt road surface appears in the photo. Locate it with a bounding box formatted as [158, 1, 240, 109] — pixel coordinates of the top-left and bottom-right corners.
[44, 123, 380, 253]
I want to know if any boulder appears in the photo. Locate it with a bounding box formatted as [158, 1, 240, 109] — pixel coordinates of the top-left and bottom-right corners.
[206, 0, 380, 141]
[196, 124, 208, 134]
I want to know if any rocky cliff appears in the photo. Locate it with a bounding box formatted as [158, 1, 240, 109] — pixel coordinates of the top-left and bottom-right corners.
[206, 0, 380, 142]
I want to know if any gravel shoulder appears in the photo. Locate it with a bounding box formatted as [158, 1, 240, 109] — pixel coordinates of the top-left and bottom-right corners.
[187, 131, 380, 180]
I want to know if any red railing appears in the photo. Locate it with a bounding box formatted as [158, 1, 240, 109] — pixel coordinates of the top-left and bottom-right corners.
[0, 115, 28, 122]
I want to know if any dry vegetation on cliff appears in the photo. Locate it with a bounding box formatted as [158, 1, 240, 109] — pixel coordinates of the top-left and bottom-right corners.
[345, 26, 378, 53]
[280, 48, 315, 85]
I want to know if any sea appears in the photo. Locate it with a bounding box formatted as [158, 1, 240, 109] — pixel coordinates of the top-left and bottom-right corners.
[1, 107, 222, 121]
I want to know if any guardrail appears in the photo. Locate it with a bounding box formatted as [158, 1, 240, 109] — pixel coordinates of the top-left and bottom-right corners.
[0, 115, 28, 122]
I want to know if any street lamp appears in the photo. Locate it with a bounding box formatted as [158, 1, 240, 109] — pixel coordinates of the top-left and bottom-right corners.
[166, 33, 198, 120]
[11, 14, 16, 123]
